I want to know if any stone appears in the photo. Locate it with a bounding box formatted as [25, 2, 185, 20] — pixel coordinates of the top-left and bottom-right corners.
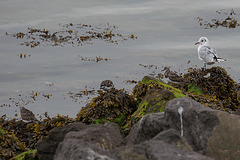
[164, 97, 219, 153]
[126, 112, 169, 145]
[54, 139, 113, 160]
[37, 122, 124, 160]
[37, 122, 88, 160]
[114, 140, 213, 160]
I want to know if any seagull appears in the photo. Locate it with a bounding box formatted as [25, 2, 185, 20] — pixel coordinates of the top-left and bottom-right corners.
[195, 37, 226, 69]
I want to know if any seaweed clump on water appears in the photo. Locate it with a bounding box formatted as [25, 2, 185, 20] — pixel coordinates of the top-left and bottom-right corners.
[76, 88, 137, 126]
[180, 66, 240, 111]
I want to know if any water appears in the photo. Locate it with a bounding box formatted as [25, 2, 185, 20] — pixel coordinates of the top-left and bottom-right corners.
[1, 0, 240, 119]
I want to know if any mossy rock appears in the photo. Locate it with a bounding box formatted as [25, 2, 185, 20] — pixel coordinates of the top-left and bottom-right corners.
[132, 89, 175, 120]
[11, 149, 38, 160]
[141, 76, 185, 98]
[124, 76, 185, 132]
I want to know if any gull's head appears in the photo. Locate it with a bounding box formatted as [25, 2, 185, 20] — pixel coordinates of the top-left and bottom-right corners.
[195, 37, 209, 46]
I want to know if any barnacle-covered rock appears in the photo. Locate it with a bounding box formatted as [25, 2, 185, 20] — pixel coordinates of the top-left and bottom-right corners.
[76, 88, 136, 126]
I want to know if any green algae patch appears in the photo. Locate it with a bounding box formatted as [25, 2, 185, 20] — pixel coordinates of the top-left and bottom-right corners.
[11, 149, 38, 160]
[141, 76, 185, 98]
[133, 89, 175, 118]
[187, 84, 203, 95]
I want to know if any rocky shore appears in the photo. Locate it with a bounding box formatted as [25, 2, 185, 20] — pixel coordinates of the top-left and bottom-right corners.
[1, 66, 240, 160]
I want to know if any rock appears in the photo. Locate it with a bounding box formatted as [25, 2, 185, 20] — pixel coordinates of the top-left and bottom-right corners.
[205, 112, 240, 160]
[141, 76, 185, 98]
[37, 122, 124, 160]
[126, 97, 240, 159]
[164, 97, 219, 153]
[126, 112, 169, 145]
[37, 122, 88, 160]
[152, 129, 193, 151]
[114, 140, 213, 160]
[132, 89, 175, 118]
[54, 139, 113, 160]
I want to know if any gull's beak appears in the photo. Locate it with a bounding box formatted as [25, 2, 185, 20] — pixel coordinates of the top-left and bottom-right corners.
[195, 42, 200, 45]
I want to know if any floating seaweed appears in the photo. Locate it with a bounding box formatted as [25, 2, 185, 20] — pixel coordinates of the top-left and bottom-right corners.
[78, 55, 110, 63]
[195, 9, 240, 29]
[7, 23, 137, 48]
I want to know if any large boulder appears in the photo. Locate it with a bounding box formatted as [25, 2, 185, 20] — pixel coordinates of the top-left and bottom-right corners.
[37, 122, 124, 160]
[127, 97, 240, 160]
[114, 140, 213, 160]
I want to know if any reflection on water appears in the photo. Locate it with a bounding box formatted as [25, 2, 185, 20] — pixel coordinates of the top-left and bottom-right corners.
[1, 0, 240, 118]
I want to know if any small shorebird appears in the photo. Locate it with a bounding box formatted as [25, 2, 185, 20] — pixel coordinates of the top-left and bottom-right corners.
[20, 106, 38, 122]
[195, 37, 226, 69]
[100, 80, 114, 91]
[162, 67, 184, 82]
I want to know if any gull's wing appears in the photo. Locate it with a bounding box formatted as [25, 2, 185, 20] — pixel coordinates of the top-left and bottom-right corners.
[198, 46, 218, 63]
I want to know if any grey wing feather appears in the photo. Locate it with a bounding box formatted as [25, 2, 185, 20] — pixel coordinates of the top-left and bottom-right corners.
[199, 46, 218, 63]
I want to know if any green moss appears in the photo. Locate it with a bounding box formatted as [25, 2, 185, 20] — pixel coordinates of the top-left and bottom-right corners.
[155, 101, 166, 112]
[93, 118, 108, 124]
[113, 114, 127, 125]
[187, 84, 203, 95]
[11, 149, 38, 160]
[142, 76, 185, 98]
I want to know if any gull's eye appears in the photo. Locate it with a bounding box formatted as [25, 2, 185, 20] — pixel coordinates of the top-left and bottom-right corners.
[201, 39, 204, 42]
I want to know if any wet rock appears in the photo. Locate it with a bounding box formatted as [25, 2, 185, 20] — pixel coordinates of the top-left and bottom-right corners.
[152, 129, 193, 151]
[126, 97, 240, 159]
[126, 112, 169, 145]
[37, 122, 124, 160]
[54, 139, 113, 160]
[114, 140, 212, 160]
[124, 76, 185, 133]
[164, 97, 219, 153]
[130, 89, 175, 121]
[37, 122, 88, 160]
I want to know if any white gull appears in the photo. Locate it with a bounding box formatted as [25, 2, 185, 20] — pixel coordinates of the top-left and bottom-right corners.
[195, 37, 226, 69]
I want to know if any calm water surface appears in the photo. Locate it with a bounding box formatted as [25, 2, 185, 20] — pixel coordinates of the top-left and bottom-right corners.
[1, 0, 240, 118]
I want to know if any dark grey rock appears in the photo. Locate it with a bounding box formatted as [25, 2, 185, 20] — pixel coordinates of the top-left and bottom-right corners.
[37, 122, 88, 160]
[37, 122, 124, 160]
[126, 112, 169, 145]
[153, 129, 193, 151]
[114, 140, 213, 160]
[54, 139, 113, 160]
[164, 97, 219, 153]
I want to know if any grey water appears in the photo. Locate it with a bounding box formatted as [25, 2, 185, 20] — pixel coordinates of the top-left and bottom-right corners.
[1, 0, 240, 119]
